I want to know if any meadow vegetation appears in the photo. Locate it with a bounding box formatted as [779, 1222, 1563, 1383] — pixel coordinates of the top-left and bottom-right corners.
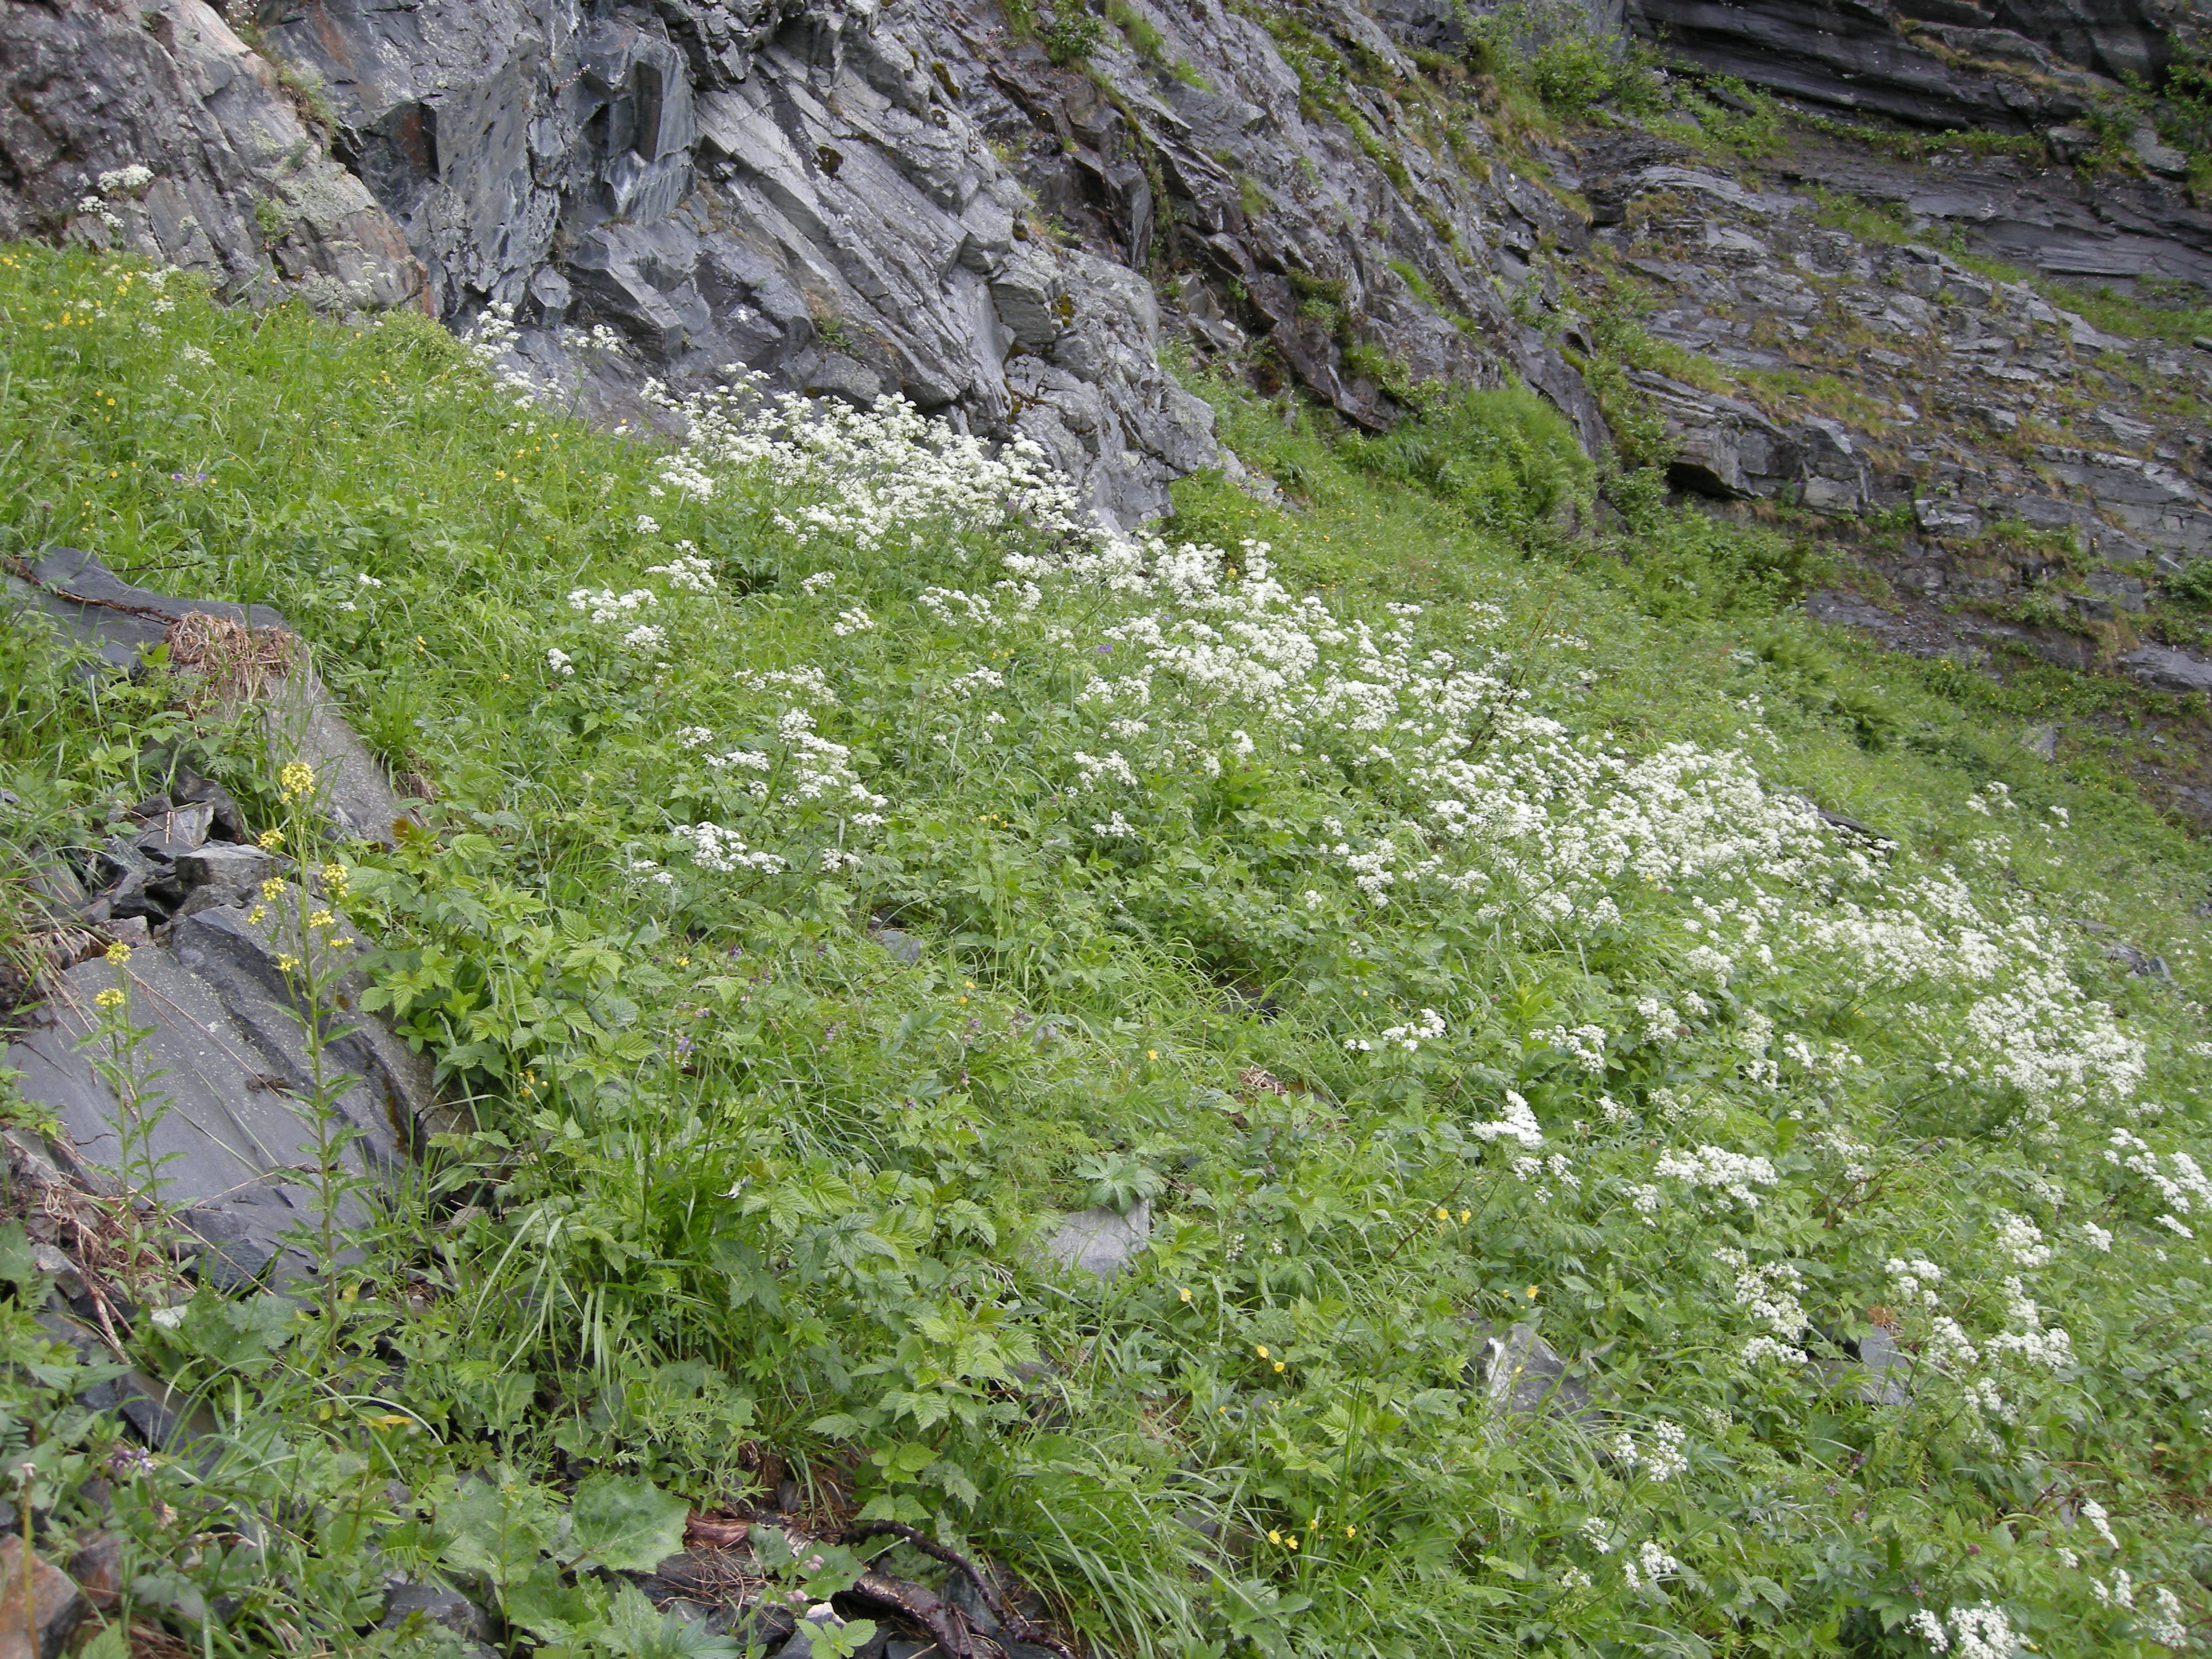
[2, 244, 2211, 1658]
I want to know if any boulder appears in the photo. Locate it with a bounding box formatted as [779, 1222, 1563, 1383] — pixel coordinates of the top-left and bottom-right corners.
[12, 550, 412, 848]
[1046, 1200, 1151, 1280]
[0, 1536, 87, 1659]
[2120, 646, 2212, 695]
[1474, 1321, 1592, 1419]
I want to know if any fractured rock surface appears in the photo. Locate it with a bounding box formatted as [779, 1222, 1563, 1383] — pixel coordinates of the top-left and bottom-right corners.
[0, 0, 421, 310]
[3, 553, 453, 1290]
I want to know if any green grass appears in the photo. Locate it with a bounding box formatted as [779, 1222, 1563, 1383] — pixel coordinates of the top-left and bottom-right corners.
[4, 244, 2212, 1659]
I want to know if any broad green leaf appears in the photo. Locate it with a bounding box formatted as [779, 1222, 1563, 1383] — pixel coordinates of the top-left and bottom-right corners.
[175, 1292, 299, 1375]
[440, 1470, 564, 1589]
[503, 1559, 605, 1643]
[0, 1222, 37, 1288]
[565, 1471, 687, 1573]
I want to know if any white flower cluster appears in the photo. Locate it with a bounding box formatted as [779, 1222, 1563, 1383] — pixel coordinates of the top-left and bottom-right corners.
[1983, 1277, 2073, 1371]
[671, 823, 785, 875]
[1910, 1603, 2020, 1659]
[1532, 1024, 1608, 1072]
[1468, 1090, 1545, 1149]
[1718, 1249, 1807, 1365]
[1886, 1257, 1944, 1308]
[1349, 1008, 1446, 1053]
[652, 377, 1087, 550]
[98, 164, 154, 196]
[2107, 1131, 2212, 1239]
[645, 549, 717, 592]
[1610, 1420, 1689, 1481]
[1653, 1145, 1778, 1209]
[1621, 1541, 1683, 1593]
[464, 302, 539, 407]
[1994, 1212, 2052, 1268]
[569, 586, 656, 626]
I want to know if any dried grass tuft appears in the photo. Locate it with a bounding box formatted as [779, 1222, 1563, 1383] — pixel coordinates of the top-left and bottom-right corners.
[165, 612, 295, 702]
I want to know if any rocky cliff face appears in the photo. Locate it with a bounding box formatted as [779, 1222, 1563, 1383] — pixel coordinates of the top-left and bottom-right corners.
[1, 0, 1615, 524]
[0, 0, 418, 310]
[7, 0, 2212, 775]
[1625, 0, 2185, 130]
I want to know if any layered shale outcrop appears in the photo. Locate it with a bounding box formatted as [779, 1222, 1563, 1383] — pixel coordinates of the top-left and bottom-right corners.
[6, 0, 2212, 754]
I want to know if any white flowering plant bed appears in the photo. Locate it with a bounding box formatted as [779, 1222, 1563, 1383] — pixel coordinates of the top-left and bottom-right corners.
[3, 244, 2211, 1659]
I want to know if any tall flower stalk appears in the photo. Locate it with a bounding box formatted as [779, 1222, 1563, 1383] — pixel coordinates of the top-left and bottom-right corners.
[248, 761, 367, 1339]
[79, 941, 174, 1296]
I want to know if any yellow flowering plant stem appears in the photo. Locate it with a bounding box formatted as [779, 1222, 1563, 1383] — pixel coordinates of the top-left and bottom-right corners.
[269, 761, 369, 1344]
[76, 941, 176, 1295]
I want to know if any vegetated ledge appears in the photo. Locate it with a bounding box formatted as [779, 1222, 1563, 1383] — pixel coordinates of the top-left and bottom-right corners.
[1, 239, 2211, 1658]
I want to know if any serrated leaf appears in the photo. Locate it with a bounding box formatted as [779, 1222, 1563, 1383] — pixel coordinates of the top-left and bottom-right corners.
[503, 1559, 606, 1643]
[566, 1472, 687, 1573]
[0, 1222, 37, 1288]
[440, 1470, 564, 1589]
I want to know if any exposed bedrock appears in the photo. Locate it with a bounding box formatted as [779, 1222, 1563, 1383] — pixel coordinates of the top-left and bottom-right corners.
[1626, 0, 2186, 132]
[0, 0, 420, 310]
[238, 0, 1616, 520]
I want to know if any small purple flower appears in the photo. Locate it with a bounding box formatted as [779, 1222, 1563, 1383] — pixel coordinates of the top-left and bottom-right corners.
[106, 1444, 156, 1480]
[1095, 643, 1113, 655]
[168, 470, 209, 485]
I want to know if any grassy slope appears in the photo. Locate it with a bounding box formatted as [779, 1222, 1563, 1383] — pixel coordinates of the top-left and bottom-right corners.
[2, 245, 2210, 1658]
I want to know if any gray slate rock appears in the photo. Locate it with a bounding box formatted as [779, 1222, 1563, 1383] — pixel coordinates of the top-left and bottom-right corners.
[380, 1581, 500, 1644]
[1476, 1321, 1592, 1419]
[14, 551, 412, 847]
[4, 892, 452, 1261]
[0, 0, 421, 310]
[1046, 1199, 1151, 1280]
[2120, 646, 2212, 695]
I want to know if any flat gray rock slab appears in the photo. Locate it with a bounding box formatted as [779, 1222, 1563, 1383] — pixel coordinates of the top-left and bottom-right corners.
[11, 549, 411, 846]
[4, 892, 448, 1254]
[1046, 1201, 1150, 1280]
[1477, 1322, 1592, 1419]
[2121, 646, 2212, 695]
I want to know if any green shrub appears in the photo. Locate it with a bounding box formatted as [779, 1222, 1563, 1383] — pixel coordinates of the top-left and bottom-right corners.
[1471, 2, 1661, 116]
[2163, 556, 2212, 608]
[1349, 385, 1593, 533]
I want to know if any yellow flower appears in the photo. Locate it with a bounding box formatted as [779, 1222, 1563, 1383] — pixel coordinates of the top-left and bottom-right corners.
[1525, 1285, 1539, 1301]
[247, 906, 267, 925]
[103, 942, 132, 966]
[1272, 1361, 1285, 1374]
[1286, 1536, 1298, 1551]
[308, 909, 335, 930]
[1345, 1525, 1357, 1538]
[1178, 1287, 1192, 1303]
[278, 761, 316, 801]
[276, 954, 299, 974]
[1436, 1207, 1449, 1222]
[93, 988, 126, 1011]
[1147, 1048, 1158, 1061]
[257, 828, 284, 850]
[320, 862, 349, 891]
[260, 877, 285, 901]
[333, 937, 356, 950]
[1266, 1530, 1281, 1546]
[1254, 1344, 1268, 1359]
[1459, 1208, 1470, 1223]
